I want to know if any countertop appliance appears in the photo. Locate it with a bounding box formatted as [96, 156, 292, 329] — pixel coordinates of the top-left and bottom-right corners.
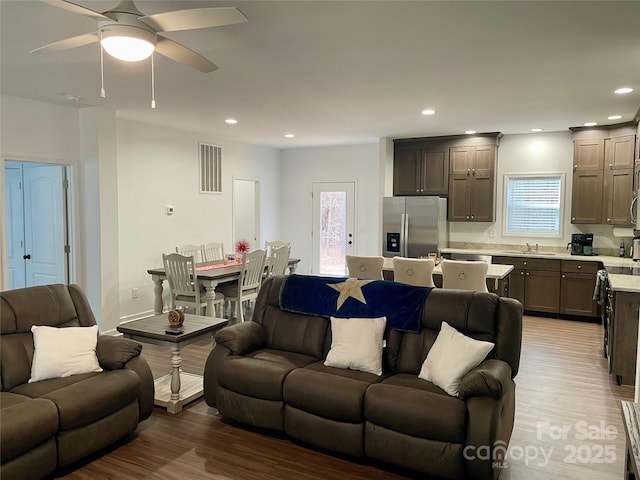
[382, 196, 448, 258]
[569, 233, 594, 255]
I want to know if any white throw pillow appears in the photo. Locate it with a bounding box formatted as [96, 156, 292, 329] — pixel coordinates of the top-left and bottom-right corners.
[324, 316, 386, 376]
[418, 321, 494, 397]
[29, 325, 103, 383]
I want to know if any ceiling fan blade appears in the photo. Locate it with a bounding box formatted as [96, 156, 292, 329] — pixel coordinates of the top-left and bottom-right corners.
[30, 32, 99, 54]
[156, 36, 218, 73]
[139, 7, 247, 33]
[41, 0, 111, 21]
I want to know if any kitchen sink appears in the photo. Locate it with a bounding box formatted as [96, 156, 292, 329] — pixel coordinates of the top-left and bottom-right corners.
[500, 250, 557, 256]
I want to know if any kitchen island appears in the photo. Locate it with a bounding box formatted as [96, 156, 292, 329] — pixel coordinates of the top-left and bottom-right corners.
[382, 257, 513, 296]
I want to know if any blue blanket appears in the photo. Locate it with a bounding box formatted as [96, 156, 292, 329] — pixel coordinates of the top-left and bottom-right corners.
[279, 275, 431, 333]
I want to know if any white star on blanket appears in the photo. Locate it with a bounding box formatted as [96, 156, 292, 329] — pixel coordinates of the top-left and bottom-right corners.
[327, 278, 374, 310]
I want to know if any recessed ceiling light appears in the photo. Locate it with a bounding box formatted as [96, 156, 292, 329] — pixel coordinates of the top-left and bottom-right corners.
[608, 115, 623, 120]
[531, 128, 543, 132]
[614, 87, 634, 95]
[465, 130, 476, 135]
[225, 118, 238, 124]
[421, 109, 436, 116]
[584, 122, 598, 127]
[284, 133, 295, 138]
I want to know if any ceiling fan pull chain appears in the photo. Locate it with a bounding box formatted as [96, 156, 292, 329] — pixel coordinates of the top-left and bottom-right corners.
[99, 29, 106, 98]
[151, 52, 156, 109]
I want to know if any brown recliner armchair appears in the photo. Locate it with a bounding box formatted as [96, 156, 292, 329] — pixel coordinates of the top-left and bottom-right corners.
[0, 284, 154, 480]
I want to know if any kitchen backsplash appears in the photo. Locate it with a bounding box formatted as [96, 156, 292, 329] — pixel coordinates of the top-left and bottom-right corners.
[448, 224, 631, 258]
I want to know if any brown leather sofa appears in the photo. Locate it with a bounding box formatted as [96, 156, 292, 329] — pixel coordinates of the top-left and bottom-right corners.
[0, 284, 154, 480]
[204, 275, 522, 480]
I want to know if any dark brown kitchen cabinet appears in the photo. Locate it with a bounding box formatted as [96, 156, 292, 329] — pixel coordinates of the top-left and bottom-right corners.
[560, 260, 599, 317]
[571, 170, 603, 224]
[393, 143, 449, 196]
[525, 270, 560, 314]
[448, 145, 496, 222]
[609, 291, 640, 386]
[494, 256, 600, 318]
[571, 129, 637, 226]
[603, 135, 636, 226]
[571, 139, 604, 224]
[509, 268, 525, 306]
[492, 257, 560, 314]
[573, 139, 605, 171]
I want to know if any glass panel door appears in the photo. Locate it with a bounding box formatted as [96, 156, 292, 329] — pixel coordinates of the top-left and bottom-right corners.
[312, 182, 355, 276]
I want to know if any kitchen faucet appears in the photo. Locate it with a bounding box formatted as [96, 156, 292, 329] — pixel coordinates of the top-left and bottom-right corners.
[525, 243, 539, 252]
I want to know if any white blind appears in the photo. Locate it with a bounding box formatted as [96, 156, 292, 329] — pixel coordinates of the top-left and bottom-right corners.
[199, 142, 222, 194]
[505, 175, 562, 235]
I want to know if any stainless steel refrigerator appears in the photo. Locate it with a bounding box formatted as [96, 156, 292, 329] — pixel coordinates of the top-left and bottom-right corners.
[382, 196, 448, 258]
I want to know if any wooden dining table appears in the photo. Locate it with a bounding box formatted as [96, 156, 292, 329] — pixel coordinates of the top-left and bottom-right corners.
[147, 258, 300, 317]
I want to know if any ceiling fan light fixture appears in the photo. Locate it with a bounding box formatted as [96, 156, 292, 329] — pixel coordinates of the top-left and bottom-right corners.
[100, 25, 156, 62]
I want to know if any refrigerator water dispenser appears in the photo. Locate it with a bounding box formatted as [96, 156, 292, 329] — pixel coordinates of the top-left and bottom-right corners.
[387, 233, 401, 253]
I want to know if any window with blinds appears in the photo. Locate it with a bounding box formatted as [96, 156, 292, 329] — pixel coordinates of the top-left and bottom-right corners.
[199, 142, 222, 193]
[504, 174, 564, 236]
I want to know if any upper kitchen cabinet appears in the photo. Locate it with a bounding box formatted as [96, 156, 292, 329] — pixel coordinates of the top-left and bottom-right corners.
[571, 139, 604, 224]
[604, 135, 636, 225]
[573, 139, 604, 171]
[448, 144, 497, 222]
[570, 125, 637, 226]
[393, 141, 449, 195]
[392, 133, 500, 204]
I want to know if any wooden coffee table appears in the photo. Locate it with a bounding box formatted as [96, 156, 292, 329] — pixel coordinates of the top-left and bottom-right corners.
[117, 314, 228, 414]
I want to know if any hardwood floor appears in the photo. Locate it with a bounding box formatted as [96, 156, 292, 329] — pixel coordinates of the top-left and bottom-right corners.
[56, 315, 634, 479]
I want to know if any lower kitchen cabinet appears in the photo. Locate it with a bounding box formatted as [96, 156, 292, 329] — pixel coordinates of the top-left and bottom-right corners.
[493, 256, 600, 318]
[560, 260, 599, 317]
[493, 257, 560, 314]
[525, 270, 561, 313]
[609, 291, 640, 386]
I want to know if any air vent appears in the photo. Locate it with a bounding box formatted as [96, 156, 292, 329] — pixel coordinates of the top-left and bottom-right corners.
[199, 142, 222, 193]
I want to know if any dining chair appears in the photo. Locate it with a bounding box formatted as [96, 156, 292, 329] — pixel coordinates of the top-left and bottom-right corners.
[440, 259, 489, 292]
[265, 240, 290, 258]
[175, 244, 204, 264]
[202, 242, 225, 262]
[345, 255, 384, 280]
[219, 249, 267, 322]
[162, 253, 225, 316]
[267, 244, 291, 277]
[392, 257, 435, 287]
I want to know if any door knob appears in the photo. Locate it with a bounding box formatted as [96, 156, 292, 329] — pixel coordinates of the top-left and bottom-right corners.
[348, 241, 352, 245]
[23, 254, 31, 260]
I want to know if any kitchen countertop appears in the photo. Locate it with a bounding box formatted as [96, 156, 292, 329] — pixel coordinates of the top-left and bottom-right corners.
[441, 247, 640, 293]
[382, 257, 513, 279]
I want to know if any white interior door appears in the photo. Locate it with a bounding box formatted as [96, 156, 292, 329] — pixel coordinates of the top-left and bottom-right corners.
[311, 182, 355, 276]
[233, 178, 260, 251]
[23, 163, 67, 286]
[5, 164, 26, 289]
[3, 161, 68, 289]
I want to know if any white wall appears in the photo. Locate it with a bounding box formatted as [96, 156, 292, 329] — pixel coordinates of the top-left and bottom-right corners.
[1, 95, 281, 330]
[280, 143, 381, 274]
[116, 119, 281, 322]
[0, 95, 80, 290]
[0, 95, 80, 163]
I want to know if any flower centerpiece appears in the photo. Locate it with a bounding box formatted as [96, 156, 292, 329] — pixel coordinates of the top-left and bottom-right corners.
[235, 239, 251, 262]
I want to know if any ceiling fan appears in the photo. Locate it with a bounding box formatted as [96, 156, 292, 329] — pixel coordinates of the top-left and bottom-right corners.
[31, 0, 248, 73]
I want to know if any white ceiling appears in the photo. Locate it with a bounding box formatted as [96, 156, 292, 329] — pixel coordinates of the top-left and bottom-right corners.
[2, 1, 639, 149]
